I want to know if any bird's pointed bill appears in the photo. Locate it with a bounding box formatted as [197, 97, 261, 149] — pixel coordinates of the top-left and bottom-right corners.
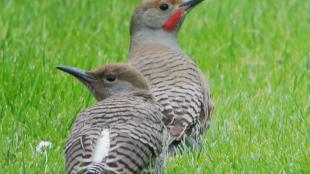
[57, 66, 94, 83]
[180, 0, 204, 11]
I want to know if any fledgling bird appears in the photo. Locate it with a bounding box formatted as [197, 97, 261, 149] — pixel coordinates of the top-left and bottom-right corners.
[128, 0, 214, 149]
[57, 64, 167, 174]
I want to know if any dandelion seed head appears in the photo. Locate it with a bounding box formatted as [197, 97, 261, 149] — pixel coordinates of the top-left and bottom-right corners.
[36, 141, 52, 154]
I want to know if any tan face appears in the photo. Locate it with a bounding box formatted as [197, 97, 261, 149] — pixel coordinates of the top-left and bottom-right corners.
[131, 0, 204, 34]
[90, 64, 149, 90]
[141, 0, 184, 29]
[57, 64, 149, 101]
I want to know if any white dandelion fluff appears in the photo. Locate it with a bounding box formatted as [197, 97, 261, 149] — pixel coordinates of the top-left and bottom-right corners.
[36, 141, 52, 154]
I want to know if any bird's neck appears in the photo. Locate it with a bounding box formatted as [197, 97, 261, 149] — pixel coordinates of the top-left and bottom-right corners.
[119, 90, 154, 102]
[129, 29, 181, 53]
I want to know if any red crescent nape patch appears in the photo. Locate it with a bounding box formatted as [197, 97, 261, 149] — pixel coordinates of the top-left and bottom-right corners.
[162, 9, 184, 32]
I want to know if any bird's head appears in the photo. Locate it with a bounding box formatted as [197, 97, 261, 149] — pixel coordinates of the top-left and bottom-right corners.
[130, 0, 204, 36]
[57, 64, 149, 101]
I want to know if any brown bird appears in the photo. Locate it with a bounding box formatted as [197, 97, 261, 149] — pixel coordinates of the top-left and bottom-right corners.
[57, 64, 167, 174]
[128, 0, 213, 149]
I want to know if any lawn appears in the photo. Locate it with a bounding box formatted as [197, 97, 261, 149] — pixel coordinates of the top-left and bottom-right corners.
[0, 0, 309, 173]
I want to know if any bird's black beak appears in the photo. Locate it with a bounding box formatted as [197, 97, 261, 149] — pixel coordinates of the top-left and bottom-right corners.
[57, 66, 95, 83]
[180, 0, 204, 11]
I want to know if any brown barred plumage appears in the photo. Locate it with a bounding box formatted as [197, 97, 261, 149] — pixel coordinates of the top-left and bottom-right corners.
[65, 93, 166, 174]
[58, 65, 167, 174]
[128, 0, 213, 149]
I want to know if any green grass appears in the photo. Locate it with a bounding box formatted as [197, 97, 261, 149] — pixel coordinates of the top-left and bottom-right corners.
[0, 0, 309, 173]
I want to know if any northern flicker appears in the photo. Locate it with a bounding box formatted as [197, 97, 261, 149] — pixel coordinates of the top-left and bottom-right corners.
[128, 0, 213, 148]
[57, 64, 167, 174]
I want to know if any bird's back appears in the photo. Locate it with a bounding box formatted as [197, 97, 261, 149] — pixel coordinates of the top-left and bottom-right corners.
[65, 92, 166, 174]
[129, 44, 213, 141]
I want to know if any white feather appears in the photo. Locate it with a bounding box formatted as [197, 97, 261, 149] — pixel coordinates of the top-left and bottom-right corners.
[92, 129, 110, 162]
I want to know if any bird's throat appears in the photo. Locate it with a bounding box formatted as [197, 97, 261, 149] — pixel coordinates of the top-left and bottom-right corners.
[162, 9, 184, 32]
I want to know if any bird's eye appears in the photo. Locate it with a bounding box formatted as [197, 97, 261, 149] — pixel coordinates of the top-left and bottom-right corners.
[159, 3, 169, 11]
[105, 75, 116, 82]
